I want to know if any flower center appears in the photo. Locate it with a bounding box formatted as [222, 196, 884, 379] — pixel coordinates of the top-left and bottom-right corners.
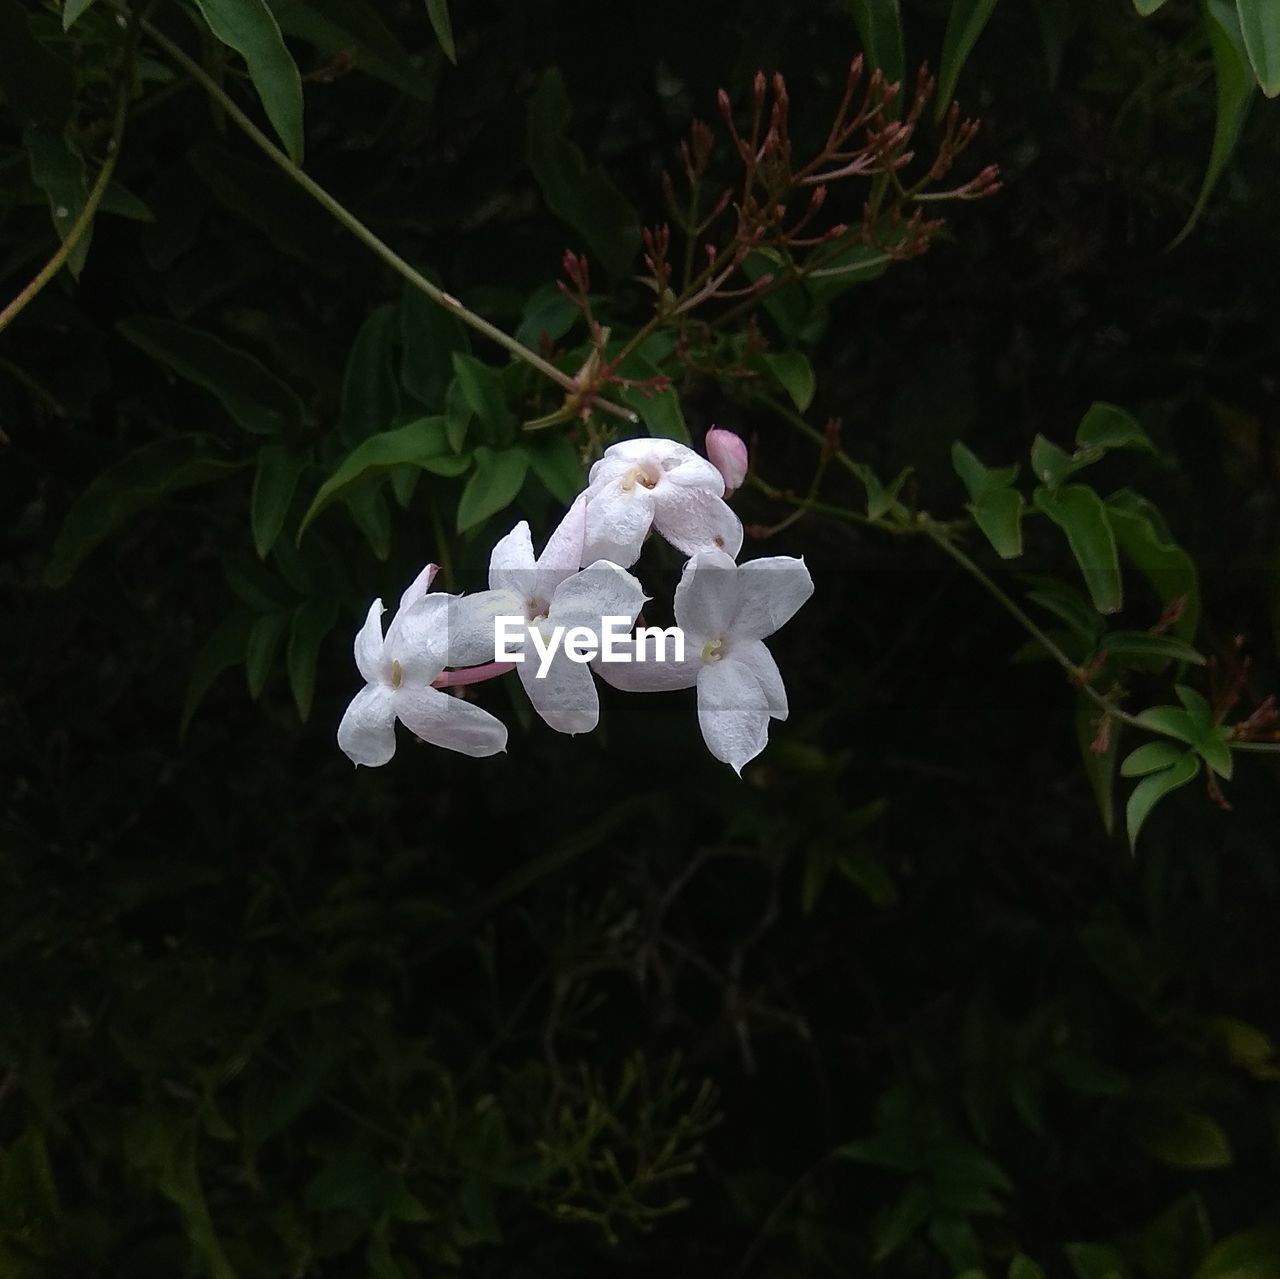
[700, 638, 723, 664]
[526, 596, 550, 624]
[390, 659, 403, 689]
[619, 464, 658, 493]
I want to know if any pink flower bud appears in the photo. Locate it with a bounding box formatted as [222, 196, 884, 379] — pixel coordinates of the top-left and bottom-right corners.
[705, 427, 748, 496]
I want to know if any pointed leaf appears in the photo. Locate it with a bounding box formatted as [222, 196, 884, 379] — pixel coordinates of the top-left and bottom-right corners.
[759, 352, 816, 413]
[1033, 484, 1123, 613]
[192, 0, 306, 162]
[1077, 695, 1120, 834]
[1141, 1107, 1233, 1168]
[423, 0, 456, 62]
[1120, 739, 1186, 777]
[1135, 704, 1200, 745]
[1107, 490, 1200, 639]
[1126, 750, 1200, 850]
[298, 417, 460, 537]
[937, 0, 1001, 121]
[844, 0, 905, 87]
[118, 316, 306, 436]
[46, 439, 243, 587]
[1237, 0, 1280, 95]
[970, 487, 1025, 558]
[287, 597, 338, 721]
[1170, 0, 1255, 246]
[1076, 401, 1155, 453]
[24, 125, 92, 277]
[457, 446, 529, 532]
[245, 611, 288, 698]
[1097, 631, 1205, 666]
[451, 353, 515, 447]
[251, 443, 305, 557]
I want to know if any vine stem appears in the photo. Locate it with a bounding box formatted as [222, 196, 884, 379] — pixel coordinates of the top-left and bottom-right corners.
[133, 13, 639, 425]
[0, 15, 140, 335]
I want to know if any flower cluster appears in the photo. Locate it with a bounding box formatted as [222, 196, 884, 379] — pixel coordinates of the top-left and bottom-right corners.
[337, 429, 813, 774]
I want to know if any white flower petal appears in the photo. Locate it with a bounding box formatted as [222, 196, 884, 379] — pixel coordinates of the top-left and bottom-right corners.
[662, 450, 725, 494]
[398, 562, 440, 614]
[728, 640, 788, 719]
[535, 492, 587, 602]
[395, 686, 508, 757]
[518, 647, 599, 735]
[489, 521, 537, 597]
[337, 683, 397, 767]
[592, 640, 701, 692]
[696, 659, 772, 775]
[443, 589, 523, 667]
[548, 561, 646, 634]
[653, 486, 743, 559]
[673, 548, 739, 644]
[354, 598, 386, 683]
[730, 556, 815, 640]
[385, 593, 451, 683]
[582, 480, 658, 566]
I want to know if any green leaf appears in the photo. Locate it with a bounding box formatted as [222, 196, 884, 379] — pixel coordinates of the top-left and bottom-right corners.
[1135, 705, 1200, 745]
[1170, 0, 1255, 247]
[1076, 401, 1155, 453]
[46, 439, 243, 588]
[1126, 750, 1200, 850]
[342, 480, 392, 560]
[515, 282, 580, 349]
[424, 0, 456, 62]
[1107, 491, 1200, 640]
[340, 304, 401, 443]
[1237, 0, 1280, 95]
[525, 67, 639, 277]
[527, 435, 585, 505]
[192, 0, 306, 163]
[1031, 434, 1092, 488]
[451, 353, 516, 447]
[181, 610, 255, 736]
[1033, 485, 1123, 614]
[62, 0, 99, 28]
[1193, 1228, 1280, 1278]
[457, 446, 529, 532]
[287, 597, 338, 721]
[759, 352, 816, 413]
[251, 443, 305, 557]
[1077, 695, 1119, 835]
[865, 466, 913, 522]
[1120, 739, 1186, 777]
[400, 274, 468, 408]
[1141, 1107, 1233, 1169]
[970, 488, 1025, 558]
[614, 355, 690, 443]
[1025, 582, 1105, 644]
[1065, 1242, 1133, 1279]
[1176, 683, 1214, 734]
[844, 0, 904, 87]
[24, 125, 92, 277]
[1196, 728, 1234, 779]
[1009, 1257, 1047, 1279]
[245, 611, 288, 698]
[951, 441, 1019, 500]
[1097, 631, 1205, 666]
[1132, 0, 1171, 14]
[118, 316, 306, 436]
[937, 0, 1001, 120]
[298, 418, 461, 537]
[270, 0, 431, 98]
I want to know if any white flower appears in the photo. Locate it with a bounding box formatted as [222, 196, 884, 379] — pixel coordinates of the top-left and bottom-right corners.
[581, 437, 743, 567]
[594, 548, 813, 773]
[337, 563, 508, 766]
[450, 496, 647, 734]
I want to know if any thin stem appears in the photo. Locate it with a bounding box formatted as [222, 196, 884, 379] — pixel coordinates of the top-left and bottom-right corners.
[432, 661, 515, 689]
[134, 13, 638, 424]
[0, 16, 139, 335]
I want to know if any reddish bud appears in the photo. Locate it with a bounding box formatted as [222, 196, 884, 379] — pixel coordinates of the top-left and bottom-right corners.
[705, 427, 749, 495]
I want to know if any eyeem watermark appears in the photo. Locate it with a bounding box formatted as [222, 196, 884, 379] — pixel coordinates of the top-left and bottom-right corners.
[495, 616, 684, 679]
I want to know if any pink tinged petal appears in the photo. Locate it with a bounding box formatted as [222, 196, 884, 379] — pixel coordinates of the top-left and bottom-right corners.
[673, 548, 740, 644]
[730, 556, 815, 640]
[394, 685, 508, 757]
[652, 486, 743, 560]
[727, 640, 788, 719]
[444, 589, 524, 667]
[398, 563, 440, 614]
[704, 428, 748, 495]
[337, 684, 397, 767]
[592, 640, 701, 692]
[535, 492, 587, 601]
[489, 521, 537, 597]
[696, 658, 772, 775]
[385, 593, 452, 684]
[548, 560, 646, 634]
[517, 648, 600, 735]
[581, 480, 658, 567]
[354, 599, 387, 683]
